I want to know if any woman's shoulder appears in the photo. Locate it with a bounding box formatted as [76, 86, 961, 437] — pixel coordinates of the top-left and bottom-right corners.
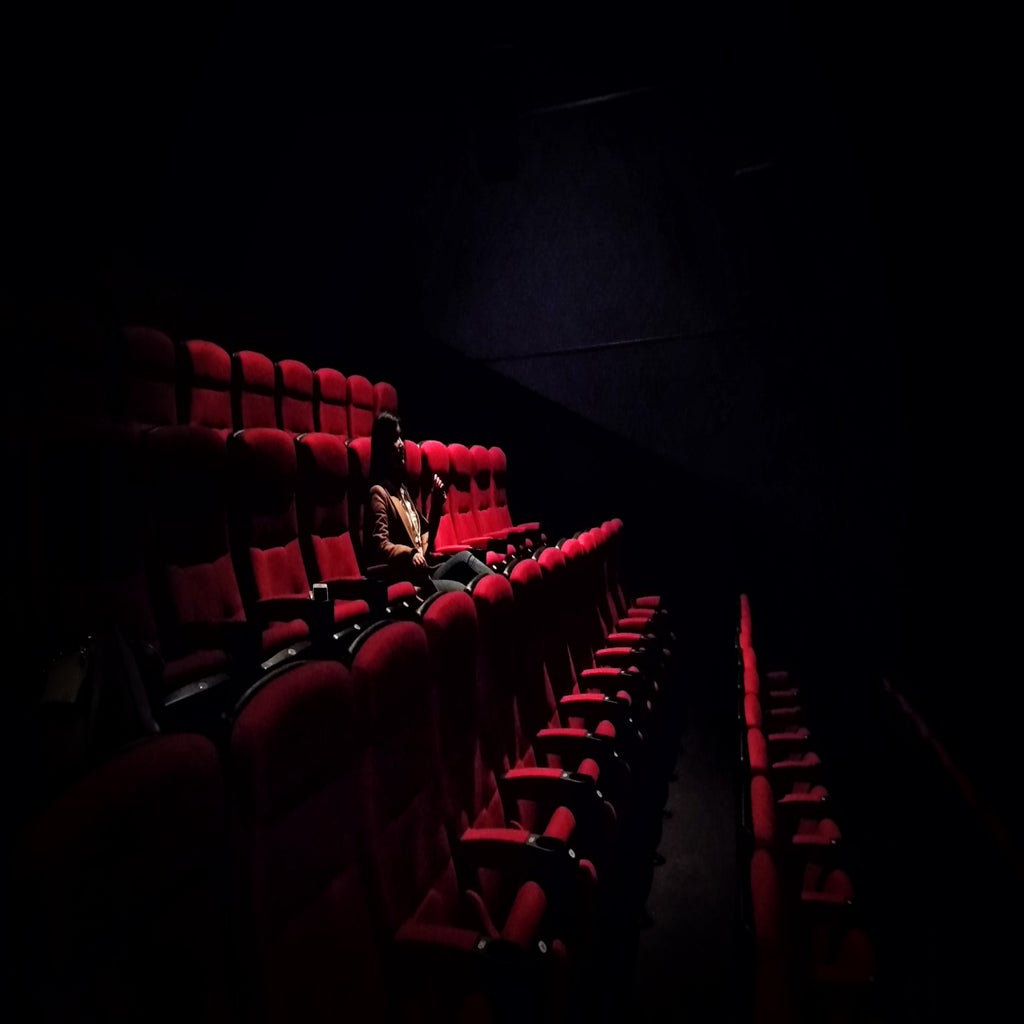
[369, 483, 393, 502]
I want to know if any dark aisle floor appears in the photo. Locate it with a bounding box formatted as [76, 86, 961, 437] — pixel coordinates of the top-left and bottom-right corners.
[627, 606, 742, 1022]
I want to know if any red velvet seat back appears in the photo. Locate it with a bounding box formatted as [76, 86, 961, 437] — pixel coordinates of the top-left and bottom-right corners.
[488, 446, 515, 534]
[373, 379, 399, 418]
[508, 558, 559, 754]
[469, 573, 521, 782]
[420, 591, 495, 841]
[314, 368, 349, 437]
[182, 340, 233, 436]
[229, 659, 381, 1021]
[232, 350, 278, 429]
[295, 432, 362, 582]
[470, 444, 503, 537]
[352, 621, 458, 933]
[536, 547, 579, 702]
[11, 733, 228, 1023]
[446, 443, 480, 542]
[420, 440, 459, 549]
[145, 426, 245, 688]
[346, 374, 376, 439]
[346, 435, 373, 560]
[228, 428, 310, 652]
[275, 358, 315, 436]
[119, 326, 177, 430]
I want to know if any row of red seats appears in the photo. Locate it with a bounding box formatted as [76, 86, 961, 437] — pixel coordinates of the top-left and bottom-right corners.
[738, 594, 879, 1023]
[11, 522, 678, 1022]
[48, 324, 399, 440]
[31, 423, 540, 729]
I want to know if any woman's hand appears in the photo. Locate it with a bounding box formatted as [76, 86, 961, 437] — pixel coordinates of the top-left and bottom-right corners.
[411, 551, 427, 569]
[431, 474, 447, 498]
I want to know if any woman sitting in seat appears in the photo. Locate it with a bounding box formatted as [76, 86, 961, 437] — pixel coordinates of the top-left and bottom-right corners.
[368, 411, 493, 593]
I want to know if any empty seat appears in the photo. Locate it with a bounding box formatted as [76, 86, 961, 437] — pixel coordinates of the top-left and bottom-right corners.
[504, 559, 624, 840]
[346, 374, 376, 438]
[352, 618, 566, 1019]
[313, 367, 349, 437]
[536, 546, 641, 743]
[446, 443, 486, 543]
[750, 774, 843, 903]
[181, 339, 234, 437]
[295, 431, 412, 610]
[229, 658, 383, 1022]
[557, 538, 657, 714]
[275, 358, 315, 436]
[345, 435, 375, 560]
[419, 440, 469, 555]
[469, 562, 614, 864]
[602, 517, 665, 619]
[144, 425, 251, 707]
[420, 589, 597, 944]
[117, 326, 177, 431]
[232, 350, 278, 429]
[374, 379, 399, 417]
[749, 848, 876, 1024]
[489, 446, 543, 544]
[227, 428, 370, 662]
[10, 733, 229, 1023]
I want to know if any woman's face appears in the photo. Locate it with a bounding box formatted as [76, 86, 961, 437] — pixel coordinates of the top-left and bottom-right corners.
[391, 429, 406, 471]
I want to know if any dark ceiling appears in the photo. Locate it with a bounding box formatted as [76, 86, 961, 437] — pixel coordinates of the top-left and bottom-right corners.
[3, 1, 991, 354]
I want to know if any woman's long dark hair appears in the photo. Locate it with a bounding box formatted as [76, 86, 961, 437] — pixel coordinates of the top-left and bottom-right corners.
[369, 411, 403, 491]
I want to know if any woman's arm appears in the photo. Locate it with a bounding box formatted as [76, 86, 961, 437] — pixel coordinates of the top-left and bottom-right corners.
[425, 475, 447, 555]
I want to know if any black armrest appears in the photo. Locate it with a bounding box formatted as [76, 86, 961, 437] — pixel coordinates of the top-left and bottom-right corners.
[255, 595, 333, 643]
[497, 768, 609, 843]
[391, 881, 555, 1016]
[533, 728, 631, 793]
[559, 692, 636, 730]
[321, 575, 388, 614]
[457, 828, 578, 880]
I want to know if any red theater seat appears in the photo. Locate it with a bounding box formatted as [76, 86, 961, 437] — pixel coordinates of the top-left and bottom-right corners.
[351, 619, 568, 1019]
[374, 379, 399, 417]
[313, 367, 349, 437]
[227, 428, 370, 663]
[117, 326, 177, 431]
[346, 374, 376, 439]
[232, 350, 278, 430]
[228, 658, 384, 1022]
[295, 431, 410, 613]
[10, 733, 229, 1023]
[275, 358, 315, 436]
[181, 339, 233, 437]
[144, 426, 252, 710]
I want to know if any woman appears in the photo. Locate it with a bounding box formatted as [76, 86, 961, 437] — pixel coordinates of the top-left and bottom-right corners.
[367, 411, 494, 592]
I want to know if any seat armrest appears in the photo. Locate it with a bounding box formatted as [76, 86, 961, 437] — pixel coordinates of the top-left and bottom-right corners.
[457, 827, 579, 880]
[533, 728, 631, 790]
[254, 595, 333, 643]
[498, 768, 606, 829]
[321, 575, 388, 614]
[559, 692, 634, 728]
[391, 882, 556, 1016]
